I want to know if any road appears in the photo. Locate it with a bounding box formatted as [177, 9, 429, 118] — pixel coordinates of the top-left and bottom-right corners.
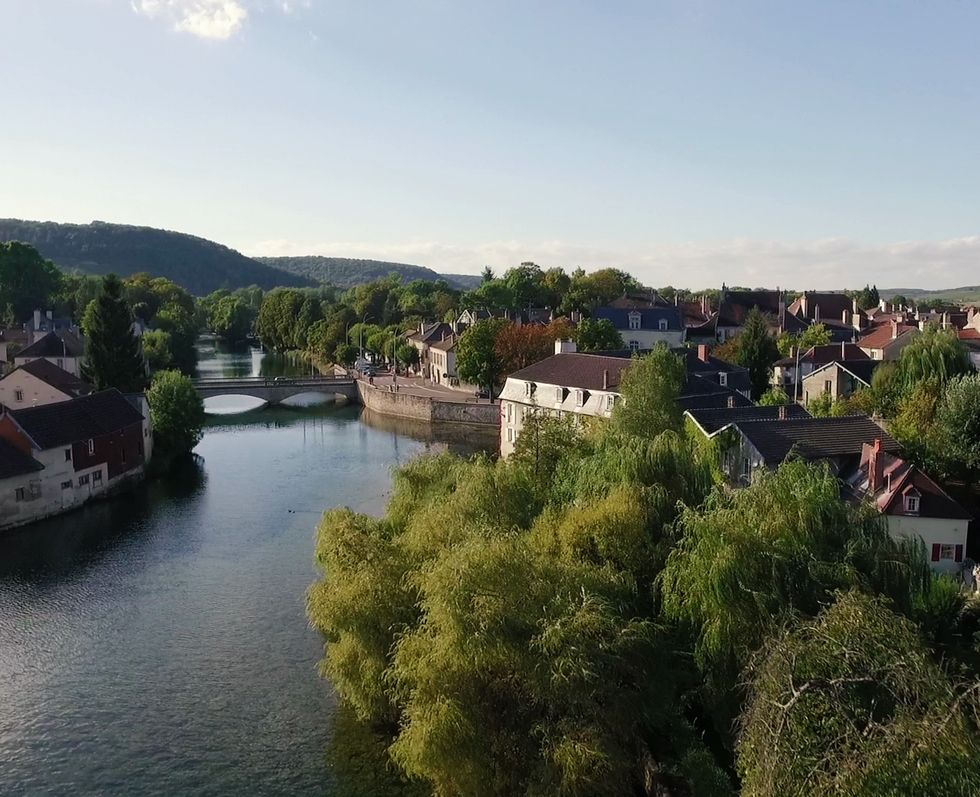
[357, 371, 492, 403]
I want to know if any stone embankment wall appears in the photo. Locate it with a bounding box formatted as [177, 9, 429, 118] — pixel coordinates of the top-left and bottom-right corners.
[355, 381, 498, 427]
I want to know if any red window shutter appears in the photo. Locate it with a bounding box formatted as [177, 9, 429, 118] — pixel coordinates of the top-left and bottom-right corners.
[931, 543, 941, 562]
[955, 544, 964, 563]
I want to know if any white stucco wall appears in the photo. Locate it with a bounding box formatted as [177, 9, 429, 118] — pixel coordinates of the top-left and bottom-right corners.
[619, 329, 685, 350]
[14, 355, 82, 377]
[886, 514, 969, 576]
[0, 370, 72, 408]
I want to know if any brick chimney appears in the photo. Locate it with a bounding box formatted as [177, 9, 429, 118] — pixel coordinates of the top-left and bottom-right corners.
[697, 344, 709, 362]
[869, 438, 882, 492]
[602, 369, 609, 390]
[779, 404, 787, 420]
[891, 319, 899, 340]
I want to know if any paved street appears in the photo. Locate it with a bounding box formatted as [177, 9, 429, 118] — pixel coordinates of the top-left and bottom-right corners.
[355, 371, 492, 403]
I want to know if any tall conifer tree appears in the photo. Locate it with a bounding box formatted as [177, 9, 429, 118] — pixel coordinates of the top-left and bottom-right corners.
[82, 273, 147, 392]
[736, 307, 779, 400]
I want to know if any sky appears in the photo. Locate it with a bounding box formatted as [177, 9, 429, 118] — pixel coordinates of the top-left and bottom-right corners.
[1, 0, 979, 290]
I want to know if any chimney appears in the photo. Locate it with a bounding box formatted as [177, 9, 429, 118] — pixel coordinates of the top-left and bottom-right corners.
[891, 319, 899, 340]
[602, 369, 609, 390]
[33, 309, 41, 331]
[701, 294, 710, 315]
[942, 312, 949, 330]
[778, 404, 787, 420]
[842, 309, 850, 327]
[841, 341, 846, 358]
[869, 438, 883, 492]
[697, 344, 709, 362]
[800, 292, 808, 319]
[727, 395, 735, 408]
[46, 310, 53, 320]
[555, 339, 577, 355]
[814, 304, 821, 324]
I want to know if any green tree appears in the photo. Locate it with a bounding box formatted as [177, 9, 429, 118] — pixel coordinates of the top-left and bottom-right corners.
[896, 327, 972, 389]
[758, 387, 792, 406]
[574, 317, 625, 352]
[739, 591, 980, 797]
[81, 274, 147, 392]
[933, 374, 980, 480]
[0, 241, 63, 322]
[146, 369, 205, 460]
[455, 318, 510, 398]
[141, 329, 172, 371]
[153, 302, 199, 373]
[807, 390, 834, 417]
[210, 295, 254, 343]
[334, 343, 359, 368]
[611, 345, 686, 439]
[735, 308, 779, 400]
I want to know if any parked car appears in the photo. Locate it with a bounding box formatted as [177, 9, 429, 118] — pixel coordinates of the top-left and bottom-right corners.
[361, 365, 377, 377]
[474, 388, 491, 399]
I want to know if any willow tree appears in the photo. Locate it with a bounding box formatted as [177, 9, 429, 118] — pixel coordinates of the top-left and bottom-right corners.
[896, 326, 972, 389]
[739, 591, 980, 797]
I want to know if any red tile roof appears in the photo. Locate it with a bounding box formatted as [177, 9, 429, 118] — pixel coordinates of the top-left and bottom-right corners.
[857, 324, 917, 351]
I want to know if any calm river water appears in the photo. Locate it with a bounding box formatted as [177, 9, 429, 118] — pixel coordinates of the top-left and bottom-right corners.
[0, 341, 493, 796]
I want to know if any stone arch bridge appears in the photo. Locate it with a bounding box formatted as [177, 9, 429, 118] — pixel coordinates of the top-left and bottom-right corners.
[191, 375, 358, 406]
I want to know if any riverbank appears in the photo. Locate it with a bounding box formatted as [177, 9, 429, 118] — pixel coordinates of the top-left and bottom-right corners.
[354, 377, 499, 427]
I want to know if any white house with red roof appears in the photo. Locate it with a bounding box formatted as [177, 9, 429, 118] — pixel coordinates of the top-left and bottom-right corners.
[857, 320, 919, 360]
[845, 440, 972, 576]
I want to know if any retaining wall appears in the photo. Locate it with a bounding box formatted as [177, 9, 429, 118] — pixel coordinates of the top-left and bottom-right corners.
[355, 381, 498, 427]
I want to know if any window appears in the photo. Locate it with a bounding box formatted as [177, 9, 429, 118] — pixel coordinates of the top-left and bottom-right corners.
[722, 450, 734, 472]
[14, 389, 23, 402]
[29, 483, 40, 498]
[628, 312, 641, 331]
[628, 340, 640, 352]
[65, 448, 72, 462]
[555, 387, 563, 402]
[905, 495, 919, 515]
[78, 474, 90, 487]
[14, 487, 24, 502]
[61, 480, 72, 490]
[87, 439, 95, 456]
[144, 428, 149, 437]
[575, 390, 585, 406]
[93, 470, 103, 484]
[507, 428, 514, 443]
[524, 382, 535, 397]
[939, 544, 956, 561]
[506, 403, 513, 423]
[719, 372, 728, 386]
[57, 358, 64, 369]
[741, 458, 751, 478]
[605, 395, 615, 412]
[658, 318, 668, 331]
[824, 380, 833, 394]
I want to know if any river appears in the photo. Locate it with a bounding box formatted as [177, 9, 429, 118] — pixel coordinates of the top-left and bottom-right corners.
[0, 341, 494, 796]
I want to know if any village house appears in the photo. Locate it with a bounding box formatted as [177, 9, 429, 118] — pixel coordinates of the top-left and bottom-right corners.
[0, 359, 93, 408]
[958, 328, 980, 370]
[714, 413, 899, 484]
[844, 441, 972, 576]
[0, 389, 150, 531]
[800, 360, 881, 405]
[857, 320, 919, 360]
[13, 329, 85, 376]
[684, 404, 811, 441]
[429, 335, 458, 386]
[25, 309, 77, 346]
[592, 296, 685, 350]
[498, 341, 752, 457]
[785, 292, 866, 341]
[405, 322, 456, 377]
[714, 287, 807, 341]
[773, 342, 871, 393]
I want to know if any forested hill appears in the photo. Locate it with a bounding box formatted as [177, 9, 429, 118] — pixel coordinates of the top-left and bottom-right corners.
[0, 219, 315, 295]
[257, 255, 482, 290]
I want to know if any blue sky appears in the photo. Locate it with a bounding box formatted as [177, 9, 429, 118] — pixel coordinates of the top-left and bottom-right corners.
[2, 0, 978, 289]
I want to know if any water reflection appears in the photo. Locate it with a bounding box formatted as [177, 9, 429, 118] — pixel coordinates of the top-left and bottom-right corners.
[358, 407, 499, 458]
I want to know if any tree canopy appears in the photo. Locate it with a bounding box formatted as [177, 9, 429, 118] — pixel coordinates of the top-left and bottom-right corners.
[81, 274, 147, 393]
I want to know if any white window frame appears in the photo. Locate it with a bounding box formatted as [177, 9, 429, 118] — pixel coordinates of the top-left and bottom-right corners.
[14, 389, 23, 402]
[658, 318, 668, 331]
[87, 439, 95, 455]
[719, 372, 728, 386]
[939, 543, 956, 560]
[575, 390, 585, 407]
[93, 470, 103, 483]
[555, 387, 563, 403]
[628, 312, 641, 331]
[507, 428, 514, 443]
[78, 474, 90, 487]
[605, 395, 615, 412]
[628, 340, 640, 352]
[14, 487, 25, 502]
[905, 495, 919, 514]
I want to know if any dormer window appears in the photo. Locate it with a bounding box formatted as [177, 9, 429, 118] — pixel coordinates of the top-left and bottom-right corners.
[905, 494, 920, 515]
[719, 372, 728, 386]
[605, 395, 616, 412]
[575, 390, 585, 406]
[628, 312, 641, 331]
[525, 382, 536, 397]
[555, 387, 563, 403]
[658, 318, 668, 331]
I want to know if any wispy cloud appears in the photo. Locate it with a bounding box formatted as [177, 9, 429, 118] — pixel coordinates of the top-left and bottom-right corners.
[133, 0, 248, 40]
[245, 236, 980, 291]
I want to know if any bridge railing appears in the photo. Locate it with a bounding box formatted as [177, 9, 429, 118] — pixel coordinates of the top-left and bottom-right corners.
[192, 375, 353, 388]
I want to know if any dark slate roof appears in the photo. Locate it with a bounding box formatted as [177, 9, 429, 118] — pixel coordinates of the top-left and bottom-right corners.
[734, 415, 899, 467]
[510, 353, 631, 391]
[15, 329, 84, 360]
[12, 359, 93, 397]
[678, 391, 755, 411]
[775, 343, 870, 367]
[593, 305, 683, 331]
[0, 437, 44, 480]
[787, 292, 856, 322]
[716, 291, 783, 327]
[6, 389, 145, 450]
[407, 323, 455, 345]
[685, 404, 811, 435]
